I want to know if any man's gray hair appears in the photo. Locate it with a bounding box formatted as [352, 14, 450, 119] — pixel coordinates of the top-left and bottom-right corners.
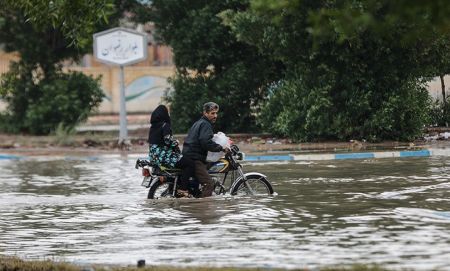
[203, 102, 219, 113]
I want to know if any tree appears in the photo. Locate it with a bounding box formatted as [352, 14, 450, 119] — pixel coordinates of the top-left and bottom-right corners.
[425, 35, 450, 126]
[0, 0, 150, 134]
[11, 0, 114, 48]
[151, 0, 283, 133]
[249, 0, 450, 40]
[307, 0, 450, 132]
[222, 0, 449, 141]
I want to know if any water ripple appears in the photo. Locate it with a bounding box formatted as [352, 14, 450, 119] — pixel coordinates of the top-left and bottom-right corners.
[1, 156, 450, 270]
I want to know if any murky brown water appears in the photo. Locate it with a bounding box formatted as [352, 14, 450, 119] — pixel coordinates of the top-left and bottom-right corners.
[1, 155, 450, 270]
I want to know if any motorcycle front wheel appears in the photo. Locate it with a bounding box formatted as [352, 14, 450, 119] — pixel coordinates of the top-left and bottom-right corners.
[148, 180, 174, 199]
[230, 174, 274, 196]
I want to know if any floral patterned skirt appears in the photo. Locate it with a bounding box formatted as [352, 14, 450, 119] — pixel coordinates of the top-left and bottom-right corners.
[148, 144, 181, 168]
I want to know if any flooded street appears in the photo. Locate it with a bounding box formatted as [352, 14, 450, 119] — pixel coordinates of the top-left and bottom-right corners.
[1, 155, 450, 270]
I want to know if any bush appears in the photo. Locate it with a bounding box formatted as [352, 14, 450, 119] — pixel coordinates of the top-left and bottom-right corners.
[260, 74, 431, 142]
[259, 77, 333, 141]
[365, 81, 431, 141]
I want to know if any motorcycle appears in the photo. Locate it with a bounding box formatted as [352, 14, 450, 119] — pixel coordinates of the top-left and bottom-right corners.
[135, 144, 274, 199]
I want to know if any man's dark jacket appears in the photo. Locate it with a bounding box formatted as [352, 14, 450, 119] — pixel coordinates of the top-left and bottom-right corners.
[182, 116, 223, 162]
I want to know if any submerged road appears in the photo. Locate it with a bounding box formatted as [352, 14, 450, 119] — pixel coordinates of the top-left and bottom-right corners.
[0, 155, 449, 270]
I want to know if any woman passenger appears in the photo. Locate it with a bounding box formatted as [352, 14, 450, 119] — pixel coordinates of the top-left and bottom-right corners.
[147, 105, 195, 197]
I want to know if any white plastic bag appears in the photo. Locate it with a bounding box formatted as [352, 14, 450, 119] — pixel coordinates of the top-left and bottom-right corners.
[206, 132, 230, 162]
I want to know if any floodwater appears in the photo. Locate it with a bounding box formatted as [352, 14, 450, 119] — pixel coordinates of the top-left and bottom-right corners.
[0, 155, 450, 270]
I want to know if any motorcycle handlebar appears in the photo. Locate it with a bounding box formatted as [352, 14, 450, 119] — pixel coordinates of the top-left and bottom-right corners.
[230, 144, 239, 155]
[135, 159, 152, 169]
[227, 144, 244, 161]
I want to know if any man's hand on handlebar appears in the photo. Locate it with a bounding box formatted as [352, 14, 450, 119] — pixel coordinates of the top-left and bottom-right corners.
[222, 146, 231, 154]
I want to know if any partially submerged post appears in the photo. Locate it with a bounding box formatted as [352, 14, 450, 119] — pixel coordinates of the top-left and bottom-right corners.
[137, 259, 146, 268]
[93, 27, 148, 146]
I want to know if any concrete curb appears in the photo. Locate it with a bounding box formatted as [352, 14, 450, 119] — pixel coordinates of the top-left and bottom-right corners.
[0, 154, 21, 160]
[0, 148, 448, 162]
[245, 149, 441, 161]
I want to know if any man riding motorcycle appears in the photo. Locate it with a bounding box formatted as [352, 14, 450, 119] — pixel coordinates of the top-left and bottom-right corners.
[182, 102, 230, 197]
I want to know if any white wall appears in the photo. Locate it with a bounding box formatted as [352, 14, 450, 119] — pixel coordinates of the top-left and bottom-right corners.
[427, 75, 450, 101]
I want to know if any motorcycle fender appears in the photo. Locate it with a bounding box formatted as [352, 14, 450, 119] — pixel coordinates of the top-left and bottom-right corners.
[149, 176, 160, 188]
[230, 172, 267, 192]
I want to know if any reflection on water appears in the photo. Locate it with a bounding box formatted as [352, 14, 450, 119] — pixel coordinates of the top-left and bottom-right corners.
[1, 156, 450, 270]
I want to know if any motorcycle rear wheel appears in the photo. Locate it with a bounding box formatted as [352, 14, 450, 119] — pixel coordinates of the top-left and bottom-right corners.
[231, 174, 274, 196]
[148, 181, 174, 199]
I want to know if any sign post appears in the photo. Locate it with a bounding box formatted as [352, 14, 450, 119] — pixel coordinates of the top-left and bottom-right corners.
[93, 27, 147, 145]
[119, 65, 127, 143]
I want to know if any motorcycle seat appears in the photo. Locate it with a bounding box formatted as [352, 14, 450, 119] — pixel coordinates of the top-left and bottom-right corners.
[159, 166, 182, 174]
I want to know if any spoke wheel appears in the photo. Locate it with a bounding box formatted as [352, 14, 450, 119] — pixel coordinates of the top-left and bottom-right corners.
[148, 181, 174, 199]
[231, 175, 273, 196]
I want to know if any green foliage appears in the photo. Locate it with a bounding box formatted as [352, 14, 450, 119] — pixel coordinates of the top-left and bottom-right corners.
[10, 0, 115, 48]
[166, 58, 280, 133]
[259, 75, 333, 141]
[369, 82, 431, 141]
[0, 0, 143, 135]
[153, 0, 448, 140]
[222, 0, 444, 141]
[250, 0, 450, 42]
[152, 0, 283, 133]
[165, 73, 210, 132]
[260, 75, 431, 142]
[1, 70, 104, 134]
[152, 0, 449, 139]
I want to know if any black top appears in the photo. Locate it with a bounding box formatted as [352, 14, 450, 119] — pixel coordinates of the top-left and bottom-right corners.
[182, 116, 223, 162]
[147, 105, 172, 145]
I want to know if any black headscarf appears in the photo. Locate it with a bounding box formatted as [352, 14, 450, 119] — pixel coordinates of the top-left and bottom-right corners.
[150, 105, 170, 125]
[148, 105, 172, 144]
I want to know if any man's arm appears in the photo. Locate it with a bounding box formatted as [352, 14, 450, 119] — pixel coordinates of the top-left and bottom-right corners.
[198, 123, 223, 152]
